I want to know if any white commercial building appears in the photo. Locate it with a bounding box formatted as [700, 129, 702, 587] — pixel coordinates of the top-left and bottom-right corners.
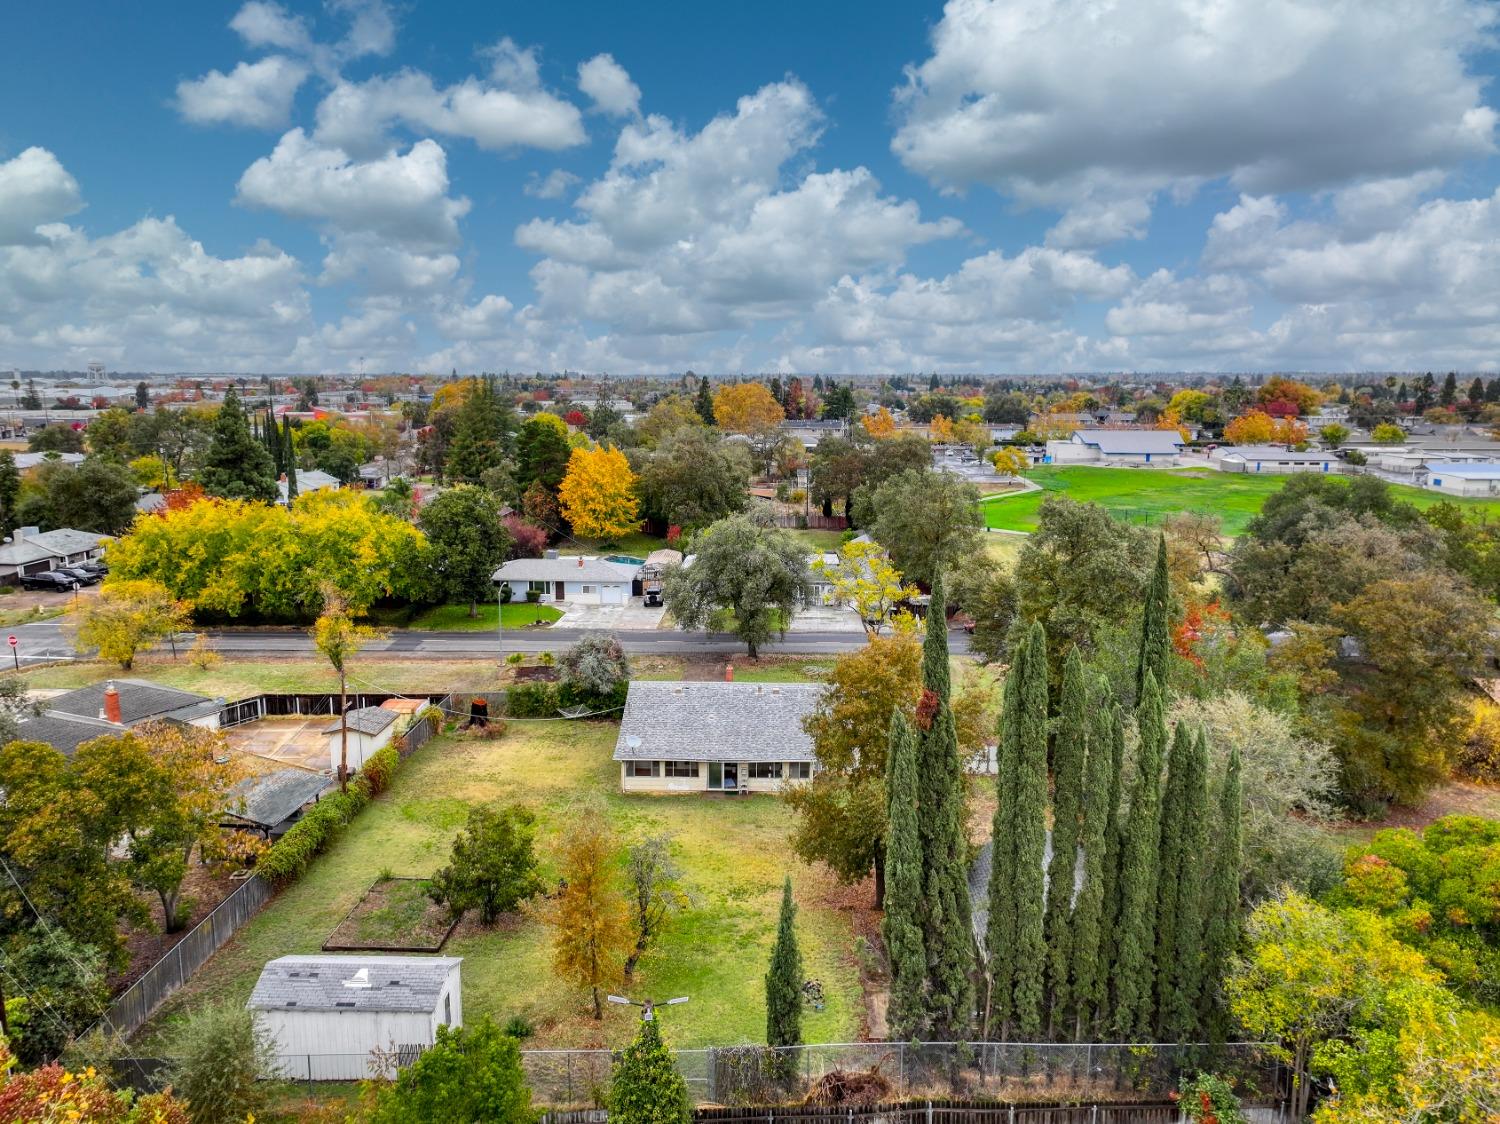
[249, 955, 463, 1081]
[1212, 445, 1338, 474]
[1424, 462, 1500, 497]
[1045, 429, 1185, 466]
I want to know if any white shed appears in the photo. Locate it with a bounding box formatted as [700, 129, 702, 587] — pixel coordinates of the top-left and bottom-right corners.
[323, 706, 399, 773]
[249, 955, 462, 1080]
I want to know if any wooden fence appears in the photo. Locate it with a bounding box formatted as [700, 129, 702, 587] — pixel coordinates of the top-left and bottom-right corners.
[543, 1104, 1187, 1124]
[218, 691, 452, 728]
[774, 513, 849, 530]
[95, 873, 274, 1038]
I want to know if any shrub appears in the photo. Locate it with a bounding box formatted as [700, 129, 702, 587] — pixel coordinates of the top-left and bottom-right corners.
[363, 1018, 533, 1124]
[164, 999, 278, 1124]
[557, 679, 628, 715]
[187, 635, 221, 670]
[257, 782, 378, 884]
[1174, 1073, 1247, 1124]
[1460, 699, 1500, 782]
[505, 683, 558, 718]
[361, 744, 399, 794]
[524, 588, 541, 603]
[558, 634, 630, 711]
[503, 1014, 535, 1040]
[428, 804, 544, 924]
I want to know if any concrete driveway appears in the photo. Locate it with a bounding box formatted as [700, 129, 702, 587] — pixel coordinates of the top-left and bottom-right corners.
[555, 599, 667, 629]
[787, 604, 867, 633]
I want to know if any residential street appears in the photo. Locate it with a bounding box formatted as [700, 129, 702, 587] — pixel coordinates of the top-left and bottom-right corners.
[4, 617, 971, 664]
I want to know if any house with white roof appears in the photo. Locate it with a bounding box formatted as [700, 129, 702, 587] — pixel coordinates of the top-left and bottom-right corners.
[248, 955, 462, 1080]
[492, 550, 639, 605]
[612, 680, 820, 793]
[1045, 429, 1186, 466]
[1212, 445, 1338, 474]
[277, 469, 341, 504]
[1423, 462, 1500, 497]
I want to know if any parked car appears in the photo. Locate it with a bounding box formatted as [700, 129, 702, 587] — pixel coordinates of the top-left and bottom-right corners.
[55, 566, 102, 586]
[22, 570, 82, 592]
[74, 560, 107, 577]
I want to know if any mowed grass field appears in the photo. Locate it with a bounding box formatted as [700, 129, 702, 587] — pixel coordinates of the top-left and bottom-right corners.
[979, 466, 1500, 535]
[135, 721, 863, 1052]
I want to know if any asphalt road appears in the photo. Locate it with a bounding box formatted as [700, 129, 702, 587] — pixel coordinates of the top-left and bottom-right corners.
[3, 618, 970, 664]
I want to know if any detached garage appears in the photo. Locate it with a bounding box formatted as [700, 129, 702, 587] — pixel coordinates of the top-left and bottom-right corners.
[249, 955, 463, 1080]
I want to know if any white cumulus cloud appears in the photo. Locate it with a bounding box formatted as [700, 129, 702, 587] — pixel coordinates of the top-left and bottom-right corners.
[577, 53, 641, 117]
[175, 56, 309, 129]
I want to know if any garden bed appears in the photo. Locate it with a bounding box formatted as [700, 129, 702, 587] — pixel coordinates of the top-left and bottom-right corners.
[322, 877, 457, 953]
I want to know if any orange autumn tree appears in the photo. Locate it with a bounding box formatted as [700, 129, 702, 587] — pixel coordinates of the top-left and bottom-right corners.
[862, 406, 897, 439]
[1223, 410, 1275, 445]
[928, 414, 956, 443]
[559, 444, 640, 541]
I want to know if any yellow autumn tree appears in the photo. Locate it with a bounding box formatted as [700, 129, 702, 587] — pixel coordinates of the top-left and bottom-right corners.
[928, 414, 956, 443]
[559, 444, 640, 542]
[812, 540, 917, 637]
[540, 808, 632, 1019]
[73, 579, 191, 670]
[861, 406, 896, 439]
[712, 382, 784, 435]
[1223, 409, 1276, 445]
[990, 446, 1029, 477]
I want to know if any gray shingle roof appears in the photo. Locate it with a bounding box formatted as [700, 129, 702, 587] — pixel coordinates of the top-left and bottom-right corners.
[225, 769, 333, 829]
[12, 710, 124, 758]
[46, 679, 216, 726]
[0, 527, 108, 567]
[1216, 445, 1336, 463]
[1072, 429, 1184, 455]
[492, 556, 638, 584]
[613, 681, 820, 764]
[248, 955, 461, 1013]
[321, 706, 399, 736]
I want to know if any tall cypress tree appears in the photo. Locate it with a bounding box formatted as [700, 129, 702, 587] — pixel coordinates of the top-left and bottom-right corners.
[883, 708, 927, 1040]
[1009, 622, 1049, 1040]
[1163, 726, 1210, 1042]
[985, 641, 1022, 1037]
[1153, 722, 1193, 1030]
[1068, 677, 1116, 1040]
[914, 574, 974, 1040]
[1098, 702, 1126, 1000]
[696, 375, 716, 425]
[766, 877, 803, 1049]
[1044, 645, 1087, 1034]
[1112, 671, 1166, 1040]
[1199, 746, 1243, 1043]
[1135, 535, 1170, 702]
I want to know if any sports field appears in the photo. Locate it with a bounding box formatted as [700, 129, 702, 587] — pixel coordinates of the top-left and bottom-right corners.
[979, 466, 1500, 536]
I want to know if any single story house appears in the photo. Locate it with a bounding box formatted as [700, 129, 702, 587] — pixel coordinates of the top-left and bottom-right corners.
[323, 706, 399, 773]
[1424, 462, 1500, 497]
[0, 526, 110, 582]
[12, 452, 84, 474]
[612, 680, 820, 794]
[277, 469, 341, 504]
[492, 551, 638, 606]
[1044, 429, 1185, 466]
[1212, 445, 1338, 474]
[16, 679, 222, 757]
[249, 955, 463, 1081]
[221, 768, 334, 838]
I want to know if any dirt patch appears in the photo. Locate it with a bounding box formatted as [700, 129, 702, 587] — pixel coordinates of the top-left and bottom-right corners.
[1329, 780, 1500, 838]
[113, 861, 244, 991]
[323, 877, 457, 952]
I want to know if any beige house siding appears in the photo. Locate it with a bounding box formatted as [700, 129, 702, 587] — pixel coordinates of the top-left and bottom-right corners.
[618, 761, 811, 794]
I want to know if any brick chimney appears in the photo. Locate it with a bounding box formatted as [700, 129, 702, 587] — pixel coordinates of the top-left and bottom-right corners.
[577, 556, 584, 567]
[724, 662, 734, 682]
[102, 681, 122, 725]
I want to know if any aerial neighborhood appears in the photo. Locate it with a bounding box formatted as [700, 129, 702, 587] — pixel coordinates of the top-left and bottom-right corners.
[2, 1, 1500, 1122]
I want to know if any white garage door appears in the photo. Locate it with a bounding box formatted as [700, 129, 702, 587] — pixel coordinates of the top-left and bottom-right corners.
[601, 584, 626, 605]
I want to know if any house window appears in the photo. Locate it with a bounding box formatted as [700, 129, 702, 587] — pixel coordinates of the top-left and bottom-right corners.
[664, 761, 699, 778]
[626, 761, 660, 778]
[749, 762, 783, 780]
[788, 762, 811, 780]
[443, 994, 451, 1026]
[528, 580, 548, 594]
[581, 585, 594, 593]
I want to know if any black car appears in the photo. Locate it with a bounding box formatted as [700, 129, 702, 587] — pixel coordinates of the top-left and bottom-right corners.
[22, 570, 82, 592]
[56, 566, 102, 586]
[73, 560, 108, 578]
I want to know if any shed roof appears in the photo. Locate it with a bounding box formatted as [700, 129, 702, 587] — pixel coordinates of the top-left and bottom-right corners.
[322, 706, 400, 736]
[46, 679, 216, 726]
[1071, 429, 1184, 455]
[226, 769, 332, 829]
[492, 556, 636, 584]
[613, 681, 820, 764]
[248, 955, 461, 1014]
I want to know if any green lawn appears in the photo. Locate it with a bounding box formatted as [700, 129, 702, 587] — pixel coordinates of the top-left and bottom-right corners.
[21, 657, 509, 697]
[135, 722, 862, 1052]
[558, 530, 668, 558]
[979, 466, 1500, 535]
[400, 602, 562, 631]
[784, 528, 847, 553]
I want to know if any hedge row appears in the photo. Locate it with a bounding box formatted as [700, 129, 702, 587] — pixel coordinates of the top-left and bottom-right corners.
[505, 681, 628, 719]
[255, 743, 404, 884]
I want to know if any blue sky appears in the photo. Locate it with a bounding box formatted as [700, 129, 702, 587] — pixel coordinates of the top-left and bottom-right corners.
[2, 0, 1499, 375]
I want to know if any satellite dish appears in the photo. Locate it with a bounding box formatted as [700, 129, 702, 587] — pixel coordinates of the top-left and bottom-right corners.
[625, 735, 642, 750]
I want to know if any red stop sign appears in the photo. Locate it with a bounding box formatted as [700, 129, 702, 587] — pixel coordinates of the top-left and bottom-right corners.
[6, 636, 15, 648]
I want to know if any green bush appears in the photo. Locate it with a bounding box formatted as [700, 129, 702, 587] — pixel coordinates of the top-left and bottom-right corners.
[364, 1018, 534, 1124]
[505, 682, 558, 718]
[557, 678, 627, 715]
[361, 744, 400, 794]
[164, 999, 279, 1124]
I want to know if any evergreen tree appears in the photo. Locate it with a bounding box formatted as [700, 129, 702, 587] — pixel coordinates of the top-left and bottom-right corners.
[1136, 534, 1170, 702]
[1007, 622, 1049, 1039]
[447, 377, 511, 484]
[695, 375, 715, 425]
[913, 574, 975, 1040]
[1044, 645, 1087, 1034]
[1112, 671, 1166, 1040]
[1486, 377, 1500, 404]
[608, 1017, 691, 1124]
[282, 418, 297, 498]
[1199, 746, 1243, 1043]
[985, 644, 1022, 1036]
[766, 877, 803, 1049]
[1440, 370, 1457, 407]
[1153, 722, 1194, 1031]
[1468, 376, 1485, 404]
[1162, 726, 1210, 1042]
[883, 707, 927, 1040]
[0, 450, 20, 534]
[1068, 679, 1115, 1039]
[1098, 703, 1126, 1002]
[198, 388, 277, 503]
